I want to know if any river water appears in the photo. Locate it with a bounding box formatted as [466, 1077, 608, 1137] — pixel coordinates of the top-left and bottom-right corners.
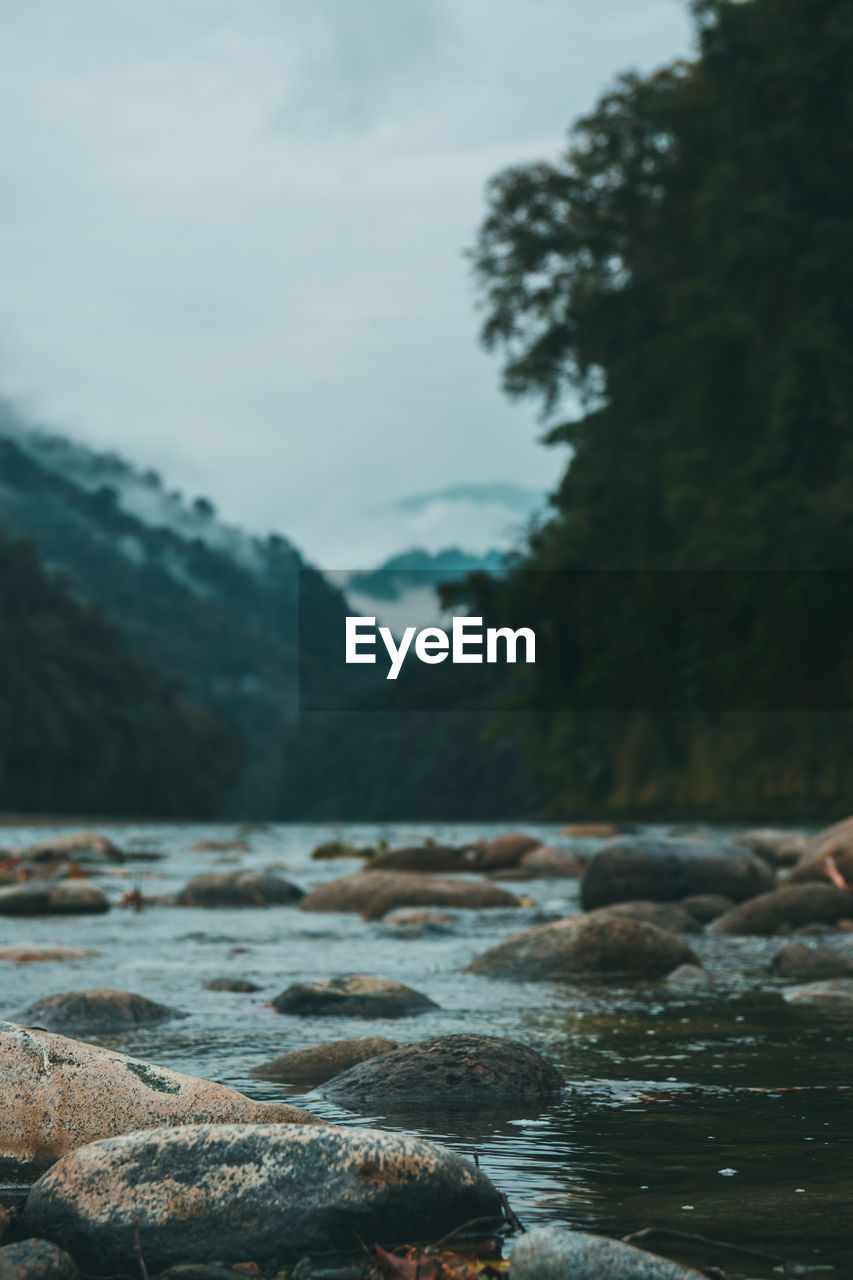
[2, 821, 851, 1274]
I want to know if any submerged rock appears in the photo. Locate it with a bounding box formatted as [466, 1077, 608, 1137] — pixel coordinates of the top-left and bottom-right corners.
[299, 870, 520, 919]
[509, 1225, 707, 1280]
[310, 840, 376, 860]
[0, 882, 110, 916]
[467, 915, 697, 981]
[272, 975, 438, 1018]
[7, 988, 186, 1035]
[382, 908, 455, 934]
[188, 839, 251, 853]
[176, 871, 303, 907]
[252, 1035, 399, 1083]
[322, 1034, 562, 1110]
[782, 977, 853, 1007]
[0, 945, 99, 964]
[203, 978, 261, 992]
[22, 1124, 500, 1275]
[0, 1239, 79, 1280]
[0, 1021, 321, 1177]
[771, 942, 853, 979]
[708, 884, 852, 935]
[580, 837, 774, 910]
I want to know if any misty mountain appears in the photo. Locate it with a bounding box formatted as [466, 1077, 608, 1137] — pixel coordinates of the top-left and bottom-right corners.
[348, 546, 506, 602]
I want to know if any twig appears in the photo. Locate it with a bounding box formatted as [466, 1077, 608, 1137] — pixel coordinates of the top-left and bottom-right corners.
[499, 1191, 525, 1234]
[622, 1226, 811, 1270]
[131, 1217, 149, 1280]
[428, 1216, 508, 1252]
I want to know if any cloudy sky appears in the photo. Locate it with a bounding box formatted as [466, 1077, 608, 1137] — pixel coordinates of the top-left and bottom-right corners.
[0, 1, 693, 566]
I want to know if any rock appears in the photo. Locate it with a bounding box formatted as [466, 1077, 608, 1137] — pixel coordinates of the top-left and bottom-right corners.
[771, 942, 853, 979]
[782, 978, 853, 1007]
[664, 964, 720, 987]
[509, 1225, 706, 1280]
[589, 901, 700, 934]
[310, 840, 376, 860]
[581, 837, 774, 910]
[322, 1034, 562, 1110]
[708, 884, 852, 935]
[467, 833, 540, 871]
[561, 821, 627, 838]
[252, 1036, 399, 1083]
[7, 989, 187, 1035]
[272, 975, 438, 1018]
[790, 815, 853, 885]
[176, 871, 303, 907]
[491, 846, 585, 880]
[467, 915, 698, 981]
[0, 945, 99, 964]
[383, 908, 455, 934]
[25, 832, 123, 864]
[203, 978, 261, 992]
[299, 871, 521, 919]
[0, 882, 110, 916]
[0, 1240, 79, 1280]
[681, 894, 733, 923]
[732, 828, 809, 867]
[368, 844, 471, 873]
[23, 1123, 500, 1275]
[0, 1021, 321, 1177]
[187, 839, 251, 853]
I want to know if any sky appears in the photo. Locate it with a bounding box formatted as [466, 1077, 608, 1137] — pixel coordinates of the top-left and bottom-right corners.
[0, 1, 694, 567]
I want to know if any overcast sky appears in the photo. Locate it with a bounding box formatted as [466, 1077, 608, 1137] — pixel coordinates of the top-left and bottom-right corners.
[0, 1, 694, 565]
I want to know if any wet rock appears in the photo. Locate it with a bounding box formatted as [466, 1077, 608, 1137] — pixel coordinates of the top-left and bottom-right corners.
[732, 828, 809, 867]
[22, 1123, 500, 1275]
[382, 908, 455, 934]
[681, 894, 733, 924]
[25, 832, 124, 864]
[589, 901, 700, 934]
[299, 871, 520, 920]
[467, 915, 697, 981]
[188, 839, 251, 853]
[252, 1036, 399, 1083]
[581, 837, 774, 910]
[467, 833, 540, 871]
[708, 884, 852, 935]
[664, 963, 720, 987]
[176, 871, 303, 907]
[491, 846, 584, 880]
[204, 978, 261, 992]
[0, 1239, 79, 1280]
[790, 815, 853, 886]
[368, 844, 471, 873]
[782, 977, 853, 1007]
[0, 1021, 321, 1176]
[272, 975, 438, 1018]
[7, 988, 187, 1035]
[322, 1034, 562, 1110]
[509, 1225, 706, 1280]
[0, 946, 99, 964]
[310, 840, 376, 860]
[0, 882, 110, 916]
[771, 943, 853, 979]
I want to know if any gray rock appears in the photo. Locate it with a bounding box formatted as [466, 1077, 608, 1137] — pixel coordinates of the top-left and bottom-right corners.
[782, 977, 853, 1007]
[176, 871, 303, 907]
[467, 915, 698, 981]
[23, 1123, 501, 1275]
[509, 1226, 706, 1280]
[0, 882, 109, 916]
[7, 988, 186, 1035]
[0, 1240, 79, 1280]
[252, 1035, 400, 1082]
[322, 1034, 562, 1110]
[708, 884, 852, 935]
[771, 943, 853, 979]
[272, 974, 439, 1018]
[580, 837, 774, 910]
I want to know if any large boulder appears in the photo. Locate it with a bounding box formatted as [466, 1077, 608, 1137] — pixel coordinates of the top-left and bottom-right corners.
[771, 943, 853, 979]
[0, 1021, 320, 1177]
[789, 815, 853, 886]
[732, 828, 809, 868]
[272, 975, 438, 1018]
[0, 1239, 79, 1280]
[782, 977, 853, 1008]
[299, 871, 521, 919]
[7, 989, 186, 1036]
[252, 1036, 399, 1083]
[22, 1124, 501, 1275]
[176, 871, 303, 907]
[581, 837, 774, 910]
[467, 915, 697, 981]
[0, 882, 110, 916]
[708, 884, 852, 935]
[322, 1034, 562, 1110]
[509, 1225, 706, 1280]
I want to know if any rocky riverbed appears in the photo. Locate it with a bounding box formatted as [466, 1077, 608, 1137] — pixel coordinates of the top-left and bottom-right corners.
[0, 818, 852, 1277]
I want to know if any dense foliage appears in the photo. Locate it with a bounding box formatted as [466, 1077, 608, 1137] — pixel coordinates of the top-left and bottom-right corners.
[460, 0, 853, 818]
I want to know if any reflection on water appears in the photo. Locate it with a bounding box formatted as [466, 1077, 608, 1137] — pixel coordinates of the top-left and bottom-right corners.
[1, 820, 851, 1272]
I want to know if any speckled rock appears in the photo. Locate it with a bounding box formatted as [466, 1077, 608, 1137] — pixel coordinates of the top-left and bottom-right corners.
[272, 974, 438, 1018]
[0, 1021, 321, 1177]
[299, 871, 520, 919]
[580, 837, 774, 910]
[771, 942, 853, 979]
[22, 1124, 501, 1275]
[0, 882, 110, 917]
[732, 828, 809, 867]
[322, 1034, 562, 1110]
[509, 1226, 707, 1280]
[7, 989, 186, 1035]
[782, 977, 853, 1007]
[252, 1035, 399, 1082]
[467, 915, 697, 981]
[708, 884, 852, 935]
[176, 871, 303, 907]
[589, 901, 700, 934]
[203, 978, 261, 992]
[0, 946, 99, 965]
[0, 1239, 79, 1280]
